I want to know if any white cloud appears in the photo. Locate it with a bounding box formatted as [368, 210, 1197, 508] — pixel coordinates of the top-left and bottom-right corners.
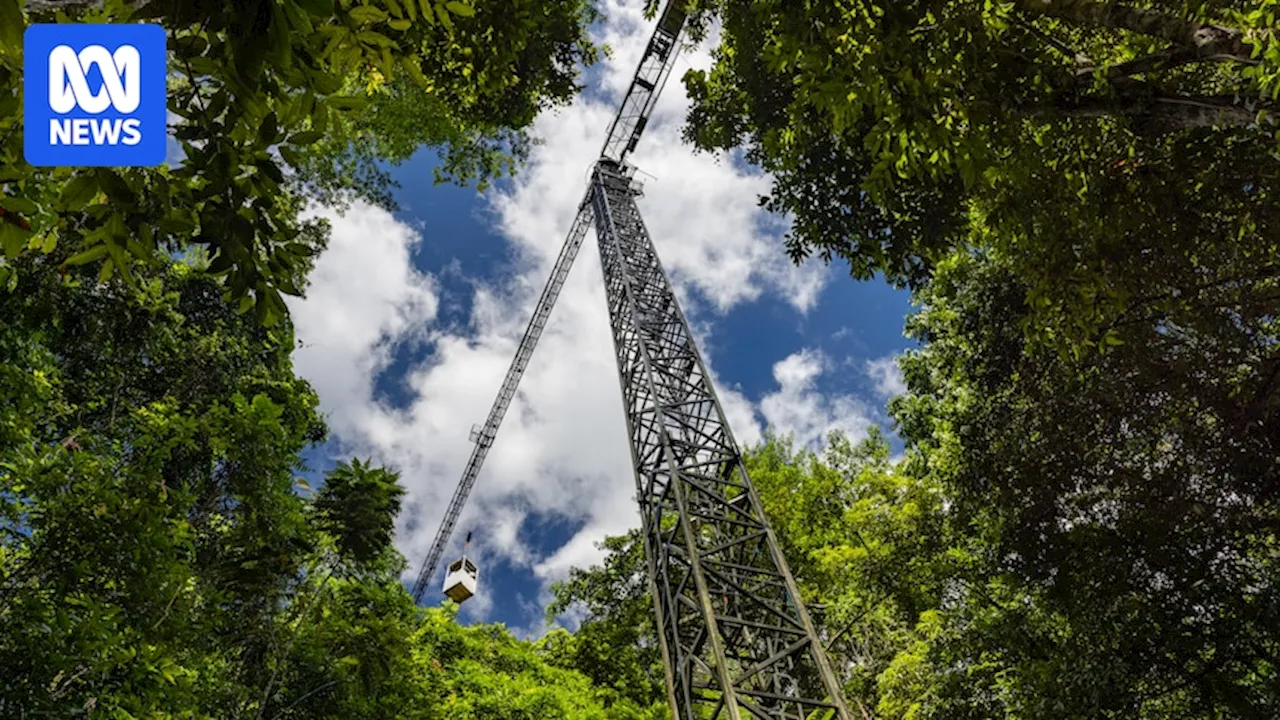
[288, 203, 439, 446]
[288, 1, 853, 623]
[759, 349, 877, 450]
[865, 353, 907, 399]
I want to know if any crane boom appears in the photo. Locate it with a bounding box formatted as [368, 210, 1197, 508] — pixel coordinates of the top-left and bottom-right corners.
[600, 1, 687, 162]
[409, 0, 691, 603]
[411, 202, 593, 602]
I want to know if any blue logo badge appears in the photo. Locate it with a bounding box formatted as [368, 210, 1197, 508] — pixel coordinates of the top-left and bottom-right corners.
[23, 24, 167, 167]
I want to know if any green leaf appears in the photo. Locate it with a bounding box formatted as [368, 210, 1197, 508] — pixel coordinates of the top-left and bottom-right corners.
[400, 55, 430, 89]
[288, 131, 325, 146]
[388, 18, 411, 31]
[293, 0, 334, 18]
[1, 223, 27, 259]
[419, 0, 435, 24]
[327, 95, 369, 110]
[238, 294, 256, 314]
[445, 1, 474, 16]
[1, 196, 38, 215]
[0, 0, 24, 55]
[258, 112, 279, 146]
[313, 71, 344, 95]
[434, 3, 453, 29]
[357, 30, 395, 47]
[60, 175, 101, 211]
[278, 146, 304, 167]
[256, 158, 284, 184]
[348, 5, 388, 23]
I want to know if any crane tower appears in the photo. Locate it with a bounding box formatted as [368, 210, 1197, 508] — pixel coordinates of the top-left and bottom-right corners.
[412, 3, 854, 719]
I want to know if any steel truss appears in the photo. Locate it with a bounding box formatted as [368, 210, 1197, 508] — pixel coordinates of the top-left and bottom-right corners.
[590, 160, 853, 720]
[410, 201, 595, 601]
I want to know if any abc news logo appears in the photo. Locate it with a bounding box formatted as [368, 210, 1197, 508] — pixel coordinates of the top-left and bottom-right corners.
[24, 24, 166, 167]
[48, 45, 144, 146]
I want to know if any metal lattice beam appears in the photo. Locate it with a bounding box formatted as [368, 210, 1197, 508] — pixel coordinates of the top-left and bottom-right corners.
[410, 200, 594, 602]
[598, 1, 687, 162]
[590, 160, 853, 720]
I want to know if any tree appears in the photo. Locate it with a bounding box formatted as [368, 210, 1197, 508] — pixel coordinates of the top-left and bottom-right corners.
[0, 0, 600, 323]
[0, 255, 421, 716]
[745, 429, 951, 718]
[287, 0, 604, 210]
[543, 531, 669, 711]
[0, 254, 321, 713]
[888, 249, 1279, 717]
[0, 251, 694, 717]
[680, 0, 1280, 354]
[314, 458, 406, 569]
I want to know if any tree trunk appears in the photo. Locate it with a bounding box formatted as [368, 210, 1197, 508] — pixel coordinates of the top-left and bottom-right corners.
[1037, 91, 1270, 132]
[25, 0, 104, 12]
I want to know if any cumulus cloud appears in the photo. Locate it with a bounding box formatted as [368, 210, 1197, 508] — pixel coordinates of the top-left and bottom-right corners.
[759, 349, 877, 450]
[288, 203, 439, 443]
[864, 354, 908, 399]
[287, 0, 857, 627]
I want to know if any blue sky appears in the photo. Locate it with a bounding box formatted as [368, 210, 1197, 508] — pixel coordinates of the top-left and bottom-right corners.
[286, 0, 914, 638]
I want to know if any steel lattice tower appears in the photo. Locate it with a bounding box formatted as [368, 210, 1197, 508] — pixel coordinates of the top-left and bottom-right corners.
[411, 3, 854, 719]
[591, 161, 852, 720]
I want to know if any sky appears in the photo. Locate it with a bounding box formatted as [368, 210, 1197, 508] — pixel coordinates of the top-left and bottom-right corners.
[284, 0, 915, 640]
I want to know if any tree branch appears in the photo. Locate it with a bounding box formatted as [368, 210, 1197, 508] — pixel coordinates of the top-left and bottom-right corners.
[1015, 79, 1278, 130]
[1015, 0, 1265, 63]
[1011, 16, 1093, 67]
[1081, 40, 1259, 81]
[267, 679, 340, 720]
[253, 565, 333, 720]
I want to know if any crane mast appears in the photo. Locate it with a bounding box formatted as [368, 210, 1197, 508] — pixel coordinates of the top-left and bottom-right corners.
[411, 3, 854, 719]
[590, 160, 852, 720]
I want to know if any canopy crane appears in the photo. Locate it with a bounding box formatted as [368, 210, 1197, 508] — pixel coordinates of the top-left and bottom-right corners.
[410, 2, 854, 718]
[408, 0, 687, 605]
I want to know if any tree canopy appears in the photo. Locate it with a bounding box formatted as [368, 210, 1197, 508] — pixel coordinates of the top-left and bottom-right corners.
[0, 248, 673, 719]
[0, 0, 599, 325]
[4, 0, 1277, 717]
[682, 0, 1280, 356]
[0, 1, 624, 713]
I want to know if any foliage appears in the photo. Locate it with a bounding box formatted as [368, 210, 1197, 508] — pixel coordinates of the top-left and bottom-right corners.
[551, 381, 1279, 718]
[0, 255, 683, 718]
[681, 0, 1280, 355]
[0, 255, 327, 714]
[0, 0, 599, 324]
[888, 249, 1279, 718]
[544, 531, 669, 711]
[288, 0, 603, 210]
[745, 429, 950, 717]
[314, 458, 405, 568]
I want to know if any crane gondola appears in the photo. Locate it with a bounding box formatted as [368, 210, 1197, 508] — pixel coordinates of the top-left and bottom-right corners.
[442, 532, 478, 604]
